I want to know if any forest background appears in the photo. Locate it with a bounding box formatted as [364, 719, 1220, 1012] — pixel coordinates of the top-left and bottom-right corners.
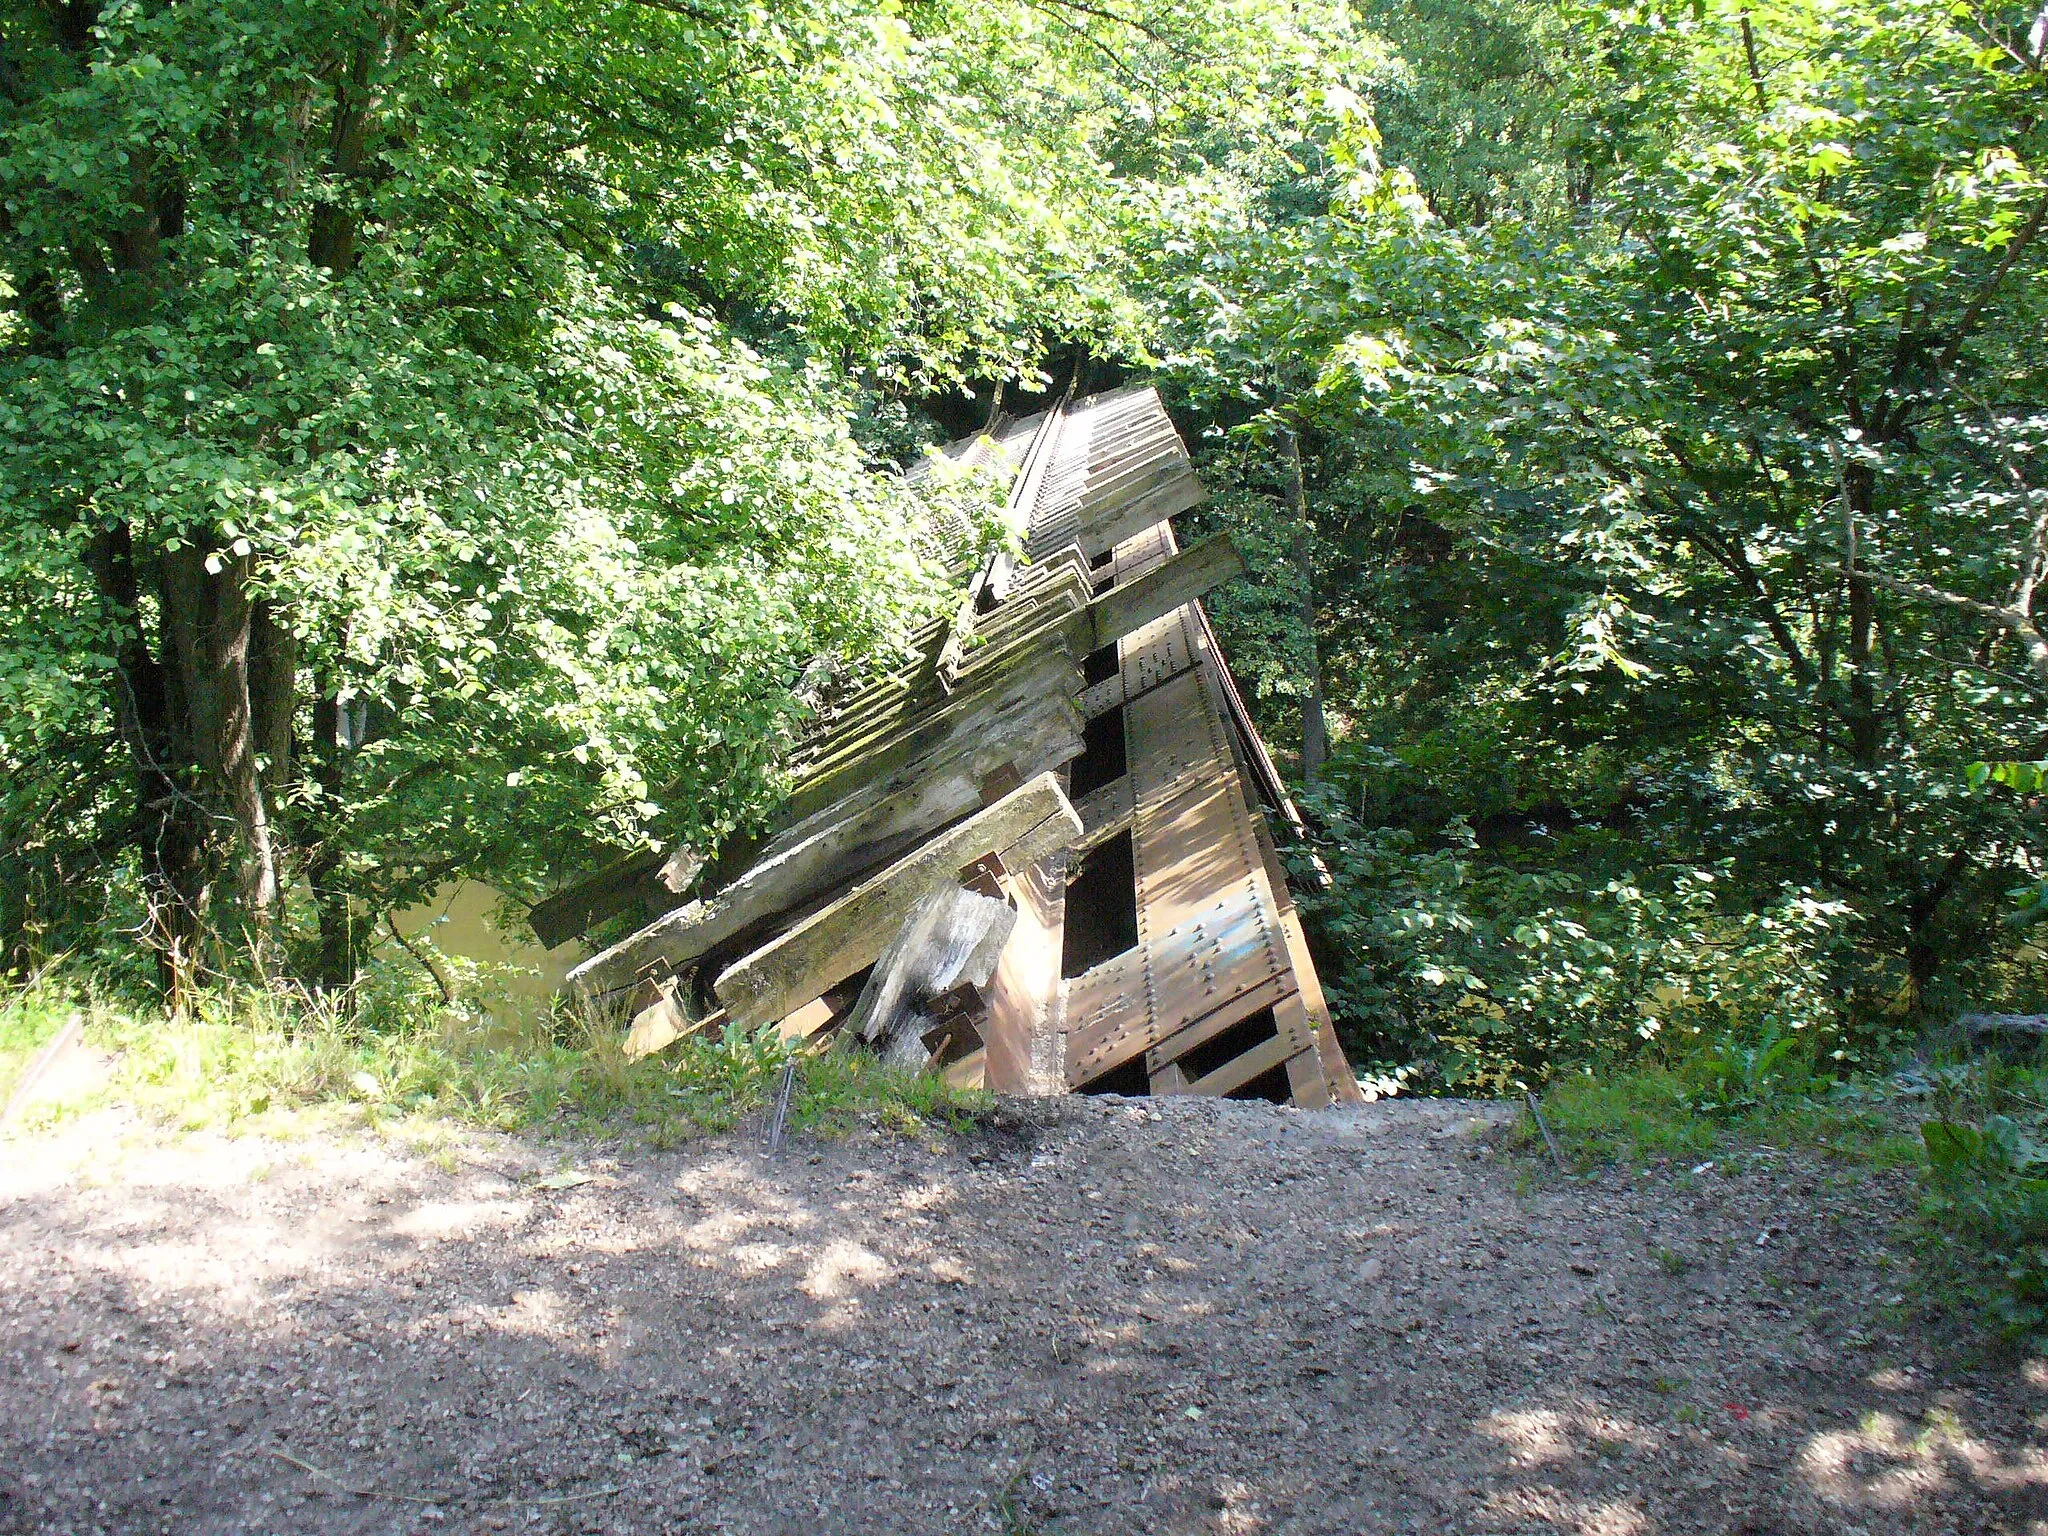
[3, 0, 2047, 1111]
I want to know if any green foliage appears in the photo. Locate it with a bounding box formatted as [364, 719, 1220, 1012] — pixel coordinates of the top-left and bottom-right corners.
[1529, 1049, 1919, 1171]
[1915, 1058, 2048, 1346]
[1154, 0, 2048, 1087]
[0, 0, 1365, 984]
[0, 981, 68, 1103]
[1287, 788, 1861, 1090]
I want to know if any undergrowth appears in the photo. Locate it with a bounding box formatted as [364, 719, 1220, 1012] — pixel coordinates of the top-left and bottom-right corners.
[0, 965, 990, 1146]
[0, 987, 69, 1102]
[1526, 1036, 1921, 1173]
[1523, 1031, 2048, 1353]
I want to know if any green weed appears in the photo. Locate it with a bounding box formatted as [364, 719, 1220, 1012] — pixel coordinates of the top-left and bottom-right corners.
[0, 979, 69, 1102]
[0, 968, 989, 1147]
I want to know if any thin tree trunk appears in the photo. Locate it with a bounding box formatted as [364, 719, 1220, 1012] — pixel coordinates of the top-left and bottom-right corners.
[1839, 460, 1883, 765]
[308, 687, 359, 991]
[1278, 420, 1328, 786]
[248, 601, 299, 792]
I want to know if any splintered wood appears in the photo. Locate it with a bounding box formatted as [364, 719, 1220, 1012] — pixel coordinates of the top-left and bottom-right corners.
[546, 384, 1359, 1105]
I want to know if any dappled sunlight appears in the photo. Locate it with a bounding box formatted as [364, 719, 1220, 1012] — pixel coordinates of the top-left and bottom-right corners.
[497, 1286, 579, 1340]
[1211, 1475, 1266, 1533]
[1481, 1405, 1659, 1468]
[898, 1178, 954, 1212]
[390, 1197, 531, 1241]
[1800, 1404, 2048, 1507]
[1479, 1486, 1652, 1536]
[801, 1238, 893, 1300]
[928, 1253, 974, 1285]
[15, 1094, 2048, 1534]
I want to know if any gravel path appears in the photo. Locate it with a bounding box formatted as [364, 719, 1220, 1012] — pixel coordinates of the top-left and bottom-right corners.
[1, 1093, 2042, 1534]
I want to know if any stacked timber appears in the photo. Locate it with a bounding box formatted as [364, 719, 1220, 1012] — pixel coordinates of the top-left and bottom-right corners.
[535, 386, 1362, 1107]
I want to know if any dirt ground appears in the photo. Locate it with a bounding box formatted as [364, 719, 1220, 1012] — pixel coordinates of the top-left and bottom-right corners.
[2, 1091, 2045, 1535]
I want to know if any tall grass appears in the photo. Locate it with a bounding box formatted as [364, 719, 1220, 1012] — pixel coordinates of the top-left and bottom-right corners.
[0, 961, 990, 1144]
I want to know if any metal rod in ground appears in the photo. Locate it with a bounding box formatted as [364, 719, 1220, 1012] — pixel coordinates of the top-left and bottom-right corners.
[1525, 1089, 1568, 1175]
[765, 1060, 798, 1157]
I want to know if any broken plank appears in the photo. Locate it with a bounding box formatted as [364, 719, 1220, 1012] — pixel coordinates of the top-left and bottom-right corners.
[715, 772, 1082, 1030]
[843, 884, 1017, 1069]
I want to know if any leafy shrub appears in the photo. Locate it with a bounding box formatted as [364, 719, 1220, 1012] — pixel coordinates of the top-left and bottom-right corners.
[1920, 1088, 2048, 1346]
[1288, 794, 1860, 1092]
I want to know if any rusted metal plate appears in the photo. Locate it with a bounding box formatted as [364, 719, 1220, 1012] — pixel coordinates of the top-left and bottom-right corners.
[1147, 981, 1315, 1079]
[1066, 902, 1287, 1082]
[1072, 775, 1135, 851]
[1184, 1030, 1301, 1098]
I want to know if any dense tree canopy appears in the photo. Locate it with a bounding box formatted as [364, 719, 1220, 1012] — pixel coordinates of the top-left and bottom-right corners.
[0, 0, 1355, 989]
[5, 0, 2046, 1089]
[1157, 0, 2048, 1085]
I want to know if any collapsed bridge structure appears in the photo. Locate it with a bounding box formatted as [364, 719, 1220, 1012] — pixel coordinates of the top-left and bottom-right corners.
[531, 385, 1361, 1108]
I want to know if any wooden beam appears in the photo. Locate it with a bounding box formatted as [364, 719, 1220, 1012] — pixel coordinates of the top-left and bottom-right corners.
[714, 772, 1082, 1030]
[528, 841, 703, 949]
[1076, 474, 1205, 560]
[1078, 533, 1243, 655]
[565, 687, 1079, 999]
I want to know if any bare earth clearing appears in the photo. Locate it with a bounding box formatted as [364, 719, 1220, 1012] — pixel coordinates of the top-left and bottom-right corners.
[3, 1093, 2044, 1534]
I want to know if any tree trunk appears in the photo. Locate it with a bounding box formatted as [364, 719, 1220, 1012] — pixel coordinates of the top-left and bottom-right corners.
[248, 601, 299, 793]
[1904, 847, 1972, 1016]
[82, 521, 211, 998]
[159, 542, 280, 952]
[307, 688, 360, 991]
[1840, 460, 1883, 766]
[1278, 420, 1329, 786]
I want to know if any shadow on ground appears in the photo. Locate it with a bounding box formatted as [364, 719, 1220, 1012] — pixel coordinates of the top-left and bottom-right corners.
[1, 1095, 2043, 1534]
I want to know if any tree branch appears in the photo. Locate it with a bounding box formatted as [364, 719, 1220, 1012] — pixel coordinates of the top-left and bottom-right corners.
[1927, 192, 2048, 382]
[1854, 562, 2048, 691]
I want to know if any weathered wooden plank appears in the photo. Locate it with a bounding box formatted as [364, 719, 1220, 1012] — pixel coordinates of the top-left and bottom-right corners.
[843, 885, 1017, 1069]
[1076, 474, 1205, 561]
[624, 996, 725, 1063]
[527, 841, 702, 949]
[1079, 534, 1243, 657]
[1073, 446, 1188, 518]
[770, 683, 1081, 864]
[781, 647, 1081, 822]
[529, 850, 660, 948]
[567, 688, 1082, 999]
[715, 773, 1081, 1030]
